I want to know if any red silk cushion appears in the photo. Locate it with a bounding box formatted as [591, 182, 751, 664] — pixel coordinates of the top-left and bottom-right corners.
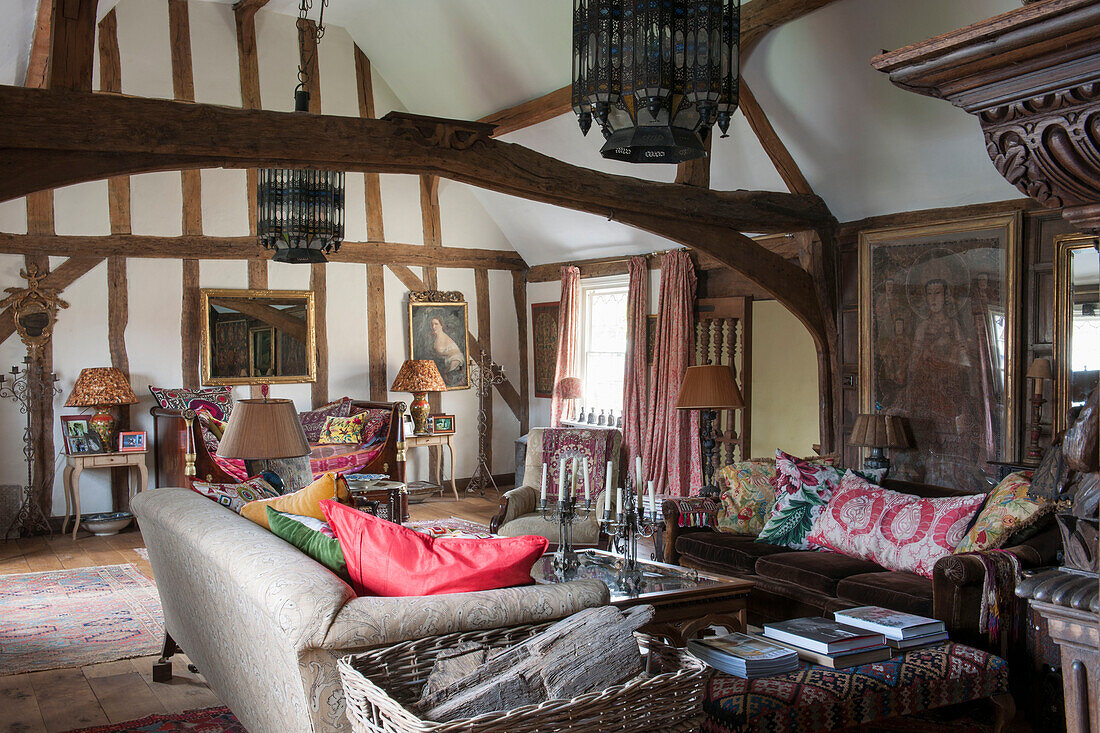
[321, 500, 549, 596]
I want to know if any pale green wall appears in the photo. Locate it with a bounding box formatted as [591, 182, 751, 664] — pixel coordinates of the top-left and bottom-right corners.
[749, 300, 820, 459]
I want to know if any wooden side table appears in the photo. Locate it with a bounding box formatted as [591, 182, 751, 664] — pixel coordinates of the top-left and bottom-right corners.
[404, 433, 458, 500]
[63, 451, 149, 538]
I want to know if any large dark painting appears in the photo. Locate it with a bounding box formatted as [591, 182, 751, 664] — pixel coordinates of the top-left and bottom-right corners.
[409, 300, 469, 390]
[860, 214, 1019, 492]
[531, 301, 559, 398]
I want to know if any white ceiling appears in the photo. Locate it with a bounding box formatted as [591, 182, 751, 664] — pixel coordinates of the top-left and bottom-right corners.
[8, 0, 1027, 267]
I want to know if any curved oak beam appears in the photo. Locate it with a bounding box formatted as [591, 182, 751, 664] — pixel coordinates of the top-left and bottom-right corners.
[0, 85, 833, 341]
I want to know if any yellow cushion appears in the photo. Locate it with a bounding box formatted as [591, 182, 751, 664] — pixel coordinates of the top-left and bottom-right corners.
[318, 414, 364, 444]
[954, 472, 1052, 554]
[241, 472, 351, 530]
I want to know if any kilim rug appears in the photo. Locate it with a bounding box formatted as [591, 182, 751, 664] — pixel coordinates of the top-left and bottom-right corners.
[406, 517, 494, 538]
[64, 706, 243, 733]
[0, 564, 163, 675]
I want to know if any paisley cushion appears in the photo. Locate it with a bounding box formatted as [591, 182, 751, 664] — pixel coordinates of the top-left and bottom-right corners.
[190, 475, 280, 513]
[807, 470, 890, 561]
[868, 491, 987, 579]
[150, 386, 234, 420]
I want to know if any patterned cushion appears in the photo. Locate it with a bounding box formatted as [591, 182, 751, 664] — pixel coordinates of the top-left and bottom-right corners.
[868, 491, 987, 579]
[540, 428, 618, 499]
[806, 470, 888, 560]
[703, 642, 1009, 733]
[204, 413, 229, 440]
[190, 476, 280, 513]
[150, 386, 234, 420]
[955, 471, 1051, 554]
[318, 414, 365, 444]
[756, 451, 842, 550]
[716, 460, 777, 535]
[355, 408, 391, 446]
[299, 398, 353, 443]
[195, 412, 248, 482]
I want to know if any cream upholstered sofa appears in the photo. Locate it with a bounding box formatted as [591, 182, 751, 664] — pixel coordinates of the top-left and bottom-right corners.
[131, 487, 610, 733]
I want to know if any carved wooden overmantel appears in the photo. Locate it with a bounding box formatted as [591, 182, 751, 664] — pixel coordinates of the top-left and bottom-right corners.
[871, 0, 1100, 233]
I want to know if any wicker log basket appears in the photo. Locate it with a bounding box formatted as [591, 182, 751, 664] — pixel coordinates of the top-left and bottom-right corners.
[338, 622, 710, 732]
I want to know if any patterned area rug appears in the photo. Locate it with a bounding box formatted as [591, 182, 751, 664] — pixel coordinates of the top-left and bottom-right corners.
[64, 706, 242, 732]
[0, 564, 164, 676]
[406, 517, 494, 538]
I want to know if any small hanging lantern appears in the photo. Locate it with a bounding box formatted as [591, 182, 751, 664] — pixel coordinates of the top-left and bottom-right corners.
[257, 0, 344, 263]
[572, 0, 740, 164]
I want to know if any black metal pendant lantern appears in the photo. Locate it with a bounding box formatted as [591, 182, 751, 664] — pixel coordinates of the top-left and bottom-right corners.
[572, 0, 740, 164]
[257, 1, 344, 263]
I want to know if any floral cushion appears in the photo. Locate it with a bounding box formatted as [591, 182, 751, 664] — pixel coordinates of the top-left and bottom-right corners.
[318, 414, 365, 444]
[955, 472, 1051, 554]
[756, 451, 842, 550]
[150, 386, 234, 420]
[716, 460, 777, 535]
[868, 491, 987, 579]
[356, 408, 392, 446]
[299, 398, 353, 443]
[190, 475, 281, 513]
[806, 470, 889, 560]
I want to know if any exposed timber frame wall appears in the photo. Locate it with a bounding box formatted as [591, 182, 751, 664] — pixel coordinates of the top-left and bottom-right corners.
[0, 0, 526, 521]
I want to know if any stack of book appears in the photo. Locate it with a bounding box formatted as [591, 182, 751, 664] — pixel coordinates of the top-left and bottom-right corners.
[687, 632, 799, 678]
[833, 606, 948, 651]
[760, 617, 892, 669]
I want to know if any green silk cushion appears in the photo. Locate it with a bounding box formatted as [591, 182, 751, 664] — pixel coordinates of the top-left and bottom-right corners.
[266, 507, 349, 579]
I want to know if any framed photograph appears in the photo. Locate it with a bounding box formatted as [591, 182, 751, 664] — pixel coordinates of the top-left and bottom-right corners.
[118, 431, 147, 452]
[61, 415, 103, 455]
[409, 299, 469, 390]
[859, 212, 1020, 492]
[430, 414, 455, 435]
[531, 301, 559, 398]
[249, 326, 276, 378]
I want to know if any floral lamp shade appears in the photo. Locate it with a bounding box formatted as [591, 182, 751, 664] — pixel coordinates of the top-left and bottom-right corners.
[391, 359, 446, 435]
[555, 376, 583, 400]
[64, 367, 138, 407]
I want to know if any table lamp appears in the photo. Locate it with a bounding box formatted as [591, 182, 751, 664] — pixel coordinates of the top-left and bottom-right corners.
[555, 376, 583, 421]
[391, 359, 447, 434]
[65, 367, 138, 452]
[217, 397, 310, 475]
[675, 364, 744, 495]
[849, 410, 907, 475]
[1025, 357, 1053, 465]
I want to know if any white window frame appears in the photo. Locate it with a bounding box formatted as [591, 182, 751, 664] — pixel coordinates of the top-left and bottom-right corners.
[575, 274, 630, 418]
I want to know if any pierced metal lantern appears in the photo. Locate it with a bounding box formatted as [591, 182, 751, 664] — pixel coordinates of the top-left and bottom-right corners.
[572, 0, 740, 163]
[257, 167, 345, 263]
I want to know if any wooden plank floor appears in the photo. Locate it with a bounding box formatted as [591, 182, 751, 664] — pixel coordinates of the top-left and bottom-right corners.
[0, 493, 500, 733]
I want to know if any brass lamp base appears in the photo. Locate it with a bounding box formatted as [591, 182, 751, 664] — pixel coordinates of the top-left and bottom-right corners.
[409, 391, 430, 434]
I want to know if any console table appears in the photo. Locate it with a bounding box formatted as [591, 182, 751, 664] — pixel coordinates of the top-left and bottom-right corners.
[405, 433, 457, 500]
[62, 451, 148, 539]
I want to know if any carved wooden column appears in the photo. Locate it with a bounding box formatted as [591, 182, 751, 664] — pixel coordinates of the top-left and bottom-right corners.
[873, 2, 1100, 730]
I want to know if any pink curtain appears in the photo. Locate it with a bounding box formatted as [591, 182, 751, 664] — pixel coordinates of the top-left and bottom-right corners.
[550, 266, 581, 427]
[621, 256, 649, 489]
[643, 251, 702, 497]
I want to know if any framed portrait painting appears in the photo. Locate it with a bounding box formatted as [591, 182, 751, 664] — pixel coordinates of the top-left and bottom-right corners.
[408, 299, 469, 390]
[531, 301, 559, 398]
[859, 212, 1020, 492]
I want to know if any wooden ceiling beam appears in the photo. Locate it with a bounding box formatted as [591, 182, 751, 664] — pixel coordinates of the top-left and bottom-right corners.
[0, 233, 528, 270]
[25, 0, 53, 88]
[46, 0, 98, 91]
[739, 80, 814, 196]
[232, 0, 270, 23]
[478, 0, 842, 137]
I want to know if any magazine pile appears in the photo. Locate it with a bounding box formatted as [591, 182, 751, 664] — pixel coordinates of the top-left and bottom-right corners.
[833, 606, 948, 650]
[687, 633, 799, 678]
[761, 617, 891, 669]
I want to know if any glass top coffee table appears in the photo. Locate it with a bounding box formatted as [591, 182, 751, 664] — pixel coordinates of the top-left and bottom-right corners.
[531, 549, 753, 646]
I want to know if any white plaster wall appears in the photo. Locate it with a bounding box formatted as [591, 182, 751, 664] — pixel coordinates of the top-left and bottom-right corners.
[0, 0, 529, 517]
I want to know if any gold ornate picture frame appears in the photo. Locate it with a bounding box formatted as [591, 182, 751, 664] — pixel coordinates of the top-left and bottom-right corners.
[859, 212, 1020, 491]
[408, 291, 470, 391]
[1053, 232, 1100, 433]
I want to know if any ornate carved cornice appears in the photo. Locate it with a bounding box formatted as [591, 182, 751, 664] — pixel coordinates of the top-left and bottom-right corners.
[872, 0, 1100, 232]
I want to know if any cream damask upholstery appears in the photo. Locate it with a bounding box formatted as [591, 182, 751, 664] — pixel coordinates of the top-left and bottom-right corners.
[131, 487, 609, 733]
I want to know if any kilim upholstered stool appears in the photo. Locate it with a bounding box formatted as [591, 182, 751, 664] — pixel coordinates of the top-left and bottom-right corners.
[702, 642, 1014, 733]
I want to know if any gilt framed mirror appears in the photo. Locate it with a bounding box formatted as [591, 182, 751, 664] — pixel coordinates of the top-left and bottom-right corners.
[199, 289, 316, 385]
[1053, 233, 1100, 433]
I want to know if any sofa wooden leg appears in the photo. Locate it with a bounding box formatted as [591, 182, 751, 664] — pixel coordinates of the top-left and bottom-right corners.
[152, 632, 180, 683]
[991, 692, 1016, 733]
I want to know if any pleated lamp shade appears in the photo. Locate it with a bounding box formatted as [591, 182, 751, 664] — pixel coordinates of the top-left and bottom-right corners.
[675, 365, 744, 410]
[555, 376, 584, 400]
[217, 398, 310, 459]
[850, 413, 907, 448]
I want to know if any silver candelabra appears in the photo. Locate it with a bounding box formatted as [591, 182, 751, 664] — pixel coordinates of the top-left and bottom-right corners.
[1, 355, 61, 538]
[602, 486, 659, 594]
[539, 461, 598, 572]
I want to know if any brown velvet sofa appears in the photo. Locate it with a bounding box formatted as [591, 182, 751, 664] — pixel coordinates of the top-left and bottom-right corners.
[662, 478, 1062, 653]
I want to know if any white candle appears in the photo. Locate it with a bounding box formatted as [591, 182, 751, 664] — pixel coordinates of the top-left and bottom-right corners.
[559, 457, 567, 500]
[605, 460, 613, 496]
[616, 488, 623, 517]
[604, 479, 612, 512]
[570, 457, 578, 499]
[648, 480, 656, 517]
[582, 457, 591, 502]
[540, 463, 548, 505]
[635, 456, 642, 493]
